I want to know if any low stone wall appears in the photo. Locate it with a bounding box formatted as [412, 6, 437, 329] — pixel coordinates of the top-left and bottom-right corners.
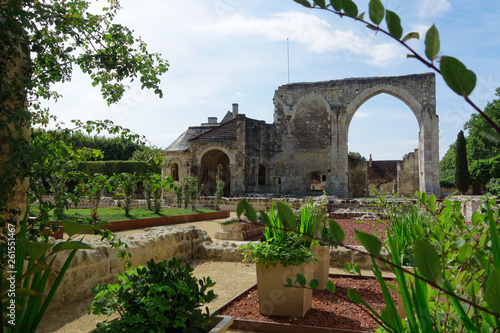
[47, 226, 210, 307]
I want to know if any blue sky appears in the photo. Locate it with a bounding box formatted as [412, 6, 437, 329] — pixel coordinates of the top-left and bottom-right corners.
[45, 0, 500, 160]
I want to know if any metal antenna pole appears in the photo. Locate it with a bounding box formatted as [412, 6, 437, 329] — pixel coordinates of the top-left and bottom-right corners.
[287, 38, 290, 83]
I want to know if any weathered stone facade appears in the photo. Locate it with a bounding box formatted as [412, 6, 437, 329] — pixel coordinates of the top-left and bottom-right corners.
[164, 73, 439, 197]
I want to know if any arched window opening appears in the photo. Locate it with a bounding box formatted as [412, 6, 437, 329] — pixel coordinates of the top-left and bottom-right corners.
[171, 163, 179, 181]
[258, 164, 267, 185]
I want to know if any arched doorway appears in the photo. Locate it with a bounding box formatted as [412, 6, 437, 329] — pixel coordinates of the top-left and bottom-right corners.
[199, 149, 230, 196]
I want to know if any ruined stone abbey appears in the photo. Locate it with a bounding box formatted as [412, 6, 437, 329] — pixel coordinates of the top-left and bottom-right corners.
[163, 73, 440, 198]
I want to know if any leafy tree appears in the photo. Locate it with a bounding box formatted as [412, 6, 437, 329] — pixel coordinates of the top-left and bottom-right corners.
[465, 88, 500, 161]
[439, 142, 456, 178]
[69, 134, 142, 161]
[455, 130, 470, 194]
[1, 0, 168, 231]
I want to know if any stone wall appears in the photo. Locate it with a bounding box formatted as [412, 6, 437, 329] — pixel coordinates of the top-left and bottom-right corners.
[348, 155, 368, 197]
[47, 226, 210, 307]
[398, 149, 419, 196]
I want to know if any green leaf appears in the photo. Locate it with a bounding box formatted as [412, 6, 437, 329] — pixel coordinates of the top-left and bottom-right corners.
[259, 210, 270, 225]
[296, 273, 307, 287]
[353, 263, 361, 275]
[313, 0, 326, 8]
[330, 0, 342, 11]
[368, 0, 384, 25]
[345, 262, 351, 272]
[357, 12, 365, 20]
[428, 194, 436, 213]
[286, 277, 292, 286]
[237, 199, 257, 222]
[61, 220, 94, 237]
[328, 219, 345, 244]
[347, 288, 361, 304]
[52, 241, 93, 253]
[341, 0, 358, 17]
[414, 239, 442, 284]
[458, 243, 473, 263]
[294, 0, 312, 7]
[381, 306, 399, 330]
[469, 123, 500, 143]
[277, 201, 296, 231]
[19, 238, 52, 260]
[355, 230, 382, 257]
[485, 269, 500, 316]
[23, 263, 51, 277]
[402, 32, 419, 43]
[424, 24, 440, 61]
[432, 225, 444, 242]
[15, 287, 41, 297]
[308, 279, 319, 290]
[325, 280, 336, 293]
[466, 280, 480, 298]
[385, 10, 402, 40]
[440, 56, 477, 97]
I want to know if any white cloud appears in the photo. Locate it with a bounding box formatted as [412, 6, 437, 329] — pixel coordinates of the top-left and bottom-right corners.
[354, 112, 370, 119]
[203, 11, 406, 67]
[418, 0, 451, 17]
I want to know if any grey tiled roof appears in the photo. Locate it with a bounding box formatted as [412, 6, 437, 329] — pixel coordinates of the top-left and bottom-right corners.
[164, 126, 216, 152]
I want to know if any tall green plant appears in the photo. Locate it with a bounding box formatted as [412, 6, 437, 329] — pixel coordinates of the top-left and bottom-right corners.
[287, 193, 500, 332]
[213, 180, 225, 211]
[114, 173, 137, 216]
[0, 212, 111, 332]
[298, 199, 325, 248]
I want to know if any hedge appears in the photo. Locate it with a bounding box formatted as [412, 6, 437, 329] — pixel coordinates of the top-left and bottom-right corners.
[78, 161, 160, 177]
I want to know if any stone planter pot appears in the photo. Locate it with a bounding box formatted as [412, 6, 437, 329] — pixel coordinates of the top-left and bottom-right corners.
[312, 246, 330, 290]
[256, 261, 315, 317]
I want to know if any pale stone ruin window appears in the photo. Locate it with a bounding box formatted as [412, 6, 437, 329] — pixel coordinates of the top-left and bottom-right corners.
[171, 163, 179, 181]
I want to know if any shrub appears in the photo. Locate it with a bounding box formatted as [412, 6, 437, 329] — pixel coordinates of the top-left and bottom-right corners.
[90, 258, 217, 333]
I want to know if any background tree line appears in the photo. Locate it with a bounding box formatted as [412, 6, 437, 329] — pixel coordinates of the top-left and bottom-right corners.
[440, 88, 500, 193]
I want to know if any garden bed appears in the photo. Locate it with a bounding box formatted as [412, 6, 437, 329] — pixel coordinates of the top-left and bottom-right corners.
[218, 274, 397, 333]
[49, 211, 230, 239]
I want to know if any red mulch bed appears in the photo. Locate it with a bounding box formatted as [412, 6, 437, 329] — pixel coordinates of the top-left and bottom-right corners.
[219, 275, 397, 332]
[247, 219, 388, 246]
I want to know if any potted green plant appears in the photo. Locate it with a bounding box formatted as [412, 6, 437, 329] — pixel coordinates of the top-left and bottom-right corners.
[238, 200, 318, 317]
[298, 199, 330, 289]
[89, 257, 231, 333]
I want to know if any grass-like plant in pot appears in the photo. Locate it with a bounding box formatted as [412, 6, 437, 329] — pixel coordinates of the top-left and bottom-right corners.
[238, 200, 318, 317]
[89, 257, 219, 333]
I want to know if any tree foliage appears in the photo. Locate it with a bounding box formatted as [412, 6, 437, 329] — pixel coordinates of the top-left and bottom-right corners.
[465, 88, 500, 161]
[455, 130, 470, 194]
[0, 0, 168, 220]
[68, 134, 142, 161]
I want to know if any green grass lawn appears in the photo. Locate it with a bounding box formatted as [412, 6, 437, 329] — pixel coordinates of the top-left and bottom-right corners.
[29, 206, 216, 222]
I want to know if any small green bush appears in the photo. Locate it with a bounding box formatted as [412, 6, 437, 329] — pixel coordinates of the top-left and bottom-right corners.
[90, 258, 217, 333]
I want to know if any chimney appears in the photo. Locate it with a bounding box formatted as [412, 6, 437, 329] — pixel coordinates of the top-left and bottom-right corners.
[369, 154, 373, 167]
[232, 103, 238, 118]
[207, 117, 218, 124]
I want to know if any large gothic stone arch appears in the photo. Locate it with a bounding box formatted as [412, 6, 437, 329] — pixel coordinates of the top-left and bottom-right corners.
[273, 72, 440, 196]
[344, 76, 439, 195]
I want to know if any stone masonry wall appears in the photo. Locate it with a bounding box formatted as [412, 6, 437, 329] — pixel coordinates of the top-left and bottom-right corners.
[47, 226, 210, 308]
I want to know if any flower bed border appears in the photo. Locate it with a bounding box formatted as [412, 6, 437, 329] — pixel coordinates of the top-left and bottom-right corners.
[216, 273, 379, 333]
[50, 211, 230, 239]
